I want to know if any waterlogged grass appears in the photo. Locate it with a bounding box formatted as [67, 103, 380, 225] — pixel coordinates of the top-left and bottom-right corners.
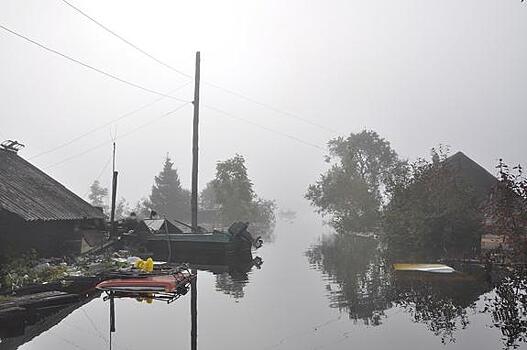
[0, 250, 69, 292]
[0, 295, 13, 302]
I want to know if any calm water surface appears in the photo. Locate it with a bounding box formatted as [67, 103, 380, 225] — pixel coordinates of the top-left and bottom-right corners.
[2, 215, 523, 350]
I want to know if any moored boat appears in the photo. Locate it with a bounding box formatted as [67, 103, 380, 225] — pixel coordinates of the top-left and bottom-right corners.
[96, 268, 195, 303]
[127, 221, 263, 258]
[393, 263, 456, 274]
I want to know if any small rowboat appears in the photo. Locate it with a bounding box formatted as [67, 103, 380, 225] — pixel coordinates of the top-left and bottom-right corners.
[393, 263, 455, 274]
[96, 270, 195, 294]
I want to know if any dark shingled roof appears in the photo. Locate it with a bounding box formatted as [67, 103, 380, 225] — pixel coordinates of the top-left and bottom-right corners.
[445, 151, 498, 203]
[0, 148, 105, 221]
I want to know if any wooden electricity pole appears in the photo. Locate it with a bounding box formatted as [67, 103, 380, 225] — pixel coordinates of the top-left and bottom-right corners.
[109, 142, 118, 238]
[190, 51, 200, 350]
[191, 51, 200, 232]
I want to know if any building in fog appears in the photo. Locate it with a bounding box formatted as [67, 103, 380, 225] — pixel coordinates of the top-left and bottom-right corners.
[444, 151, 497, 204]
[0, 142, 105, 258]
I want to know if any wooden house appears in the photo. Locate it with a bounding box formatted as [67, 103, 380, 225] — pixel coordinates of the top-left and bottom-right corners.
[0, 144, 105, 258]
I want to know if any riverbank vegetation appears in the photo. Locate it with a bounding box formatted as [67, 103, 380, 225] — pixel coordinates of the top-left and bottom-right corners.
[307, 129, 525, 262]
[383, 147, 484, 259]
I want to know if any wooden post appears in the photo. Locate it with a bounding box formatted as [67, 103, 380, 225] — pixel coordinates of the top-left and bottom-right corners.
[110, 171, 118, 238]
[191, 274, 197, 350]
[190, 52, 200, 350]
[191, 51, 200, 232]
[109, 293, 116, 333]
[110, 143, 118, 238]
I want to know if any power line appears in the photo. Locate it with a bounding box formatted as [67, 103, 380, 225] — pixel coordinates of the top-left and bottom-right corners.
[0, 23, 190, 103]
[29, 81, 191, 160]
[57, 0, 337, 135]
[83, 152, 112, 198]
[203, 82, 338, 134]
[60, 0, 192, 79]
[203, 104, 325, 152]
[43, 102, 191, 169]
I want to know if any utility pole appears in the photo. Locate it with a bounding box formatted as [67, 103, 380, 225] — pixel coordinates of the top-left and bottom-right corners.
[191, 275, 197, 350]
[110, 142, 118, 238]
[191, 51, 200, 232]
[190, 51, 200, 350]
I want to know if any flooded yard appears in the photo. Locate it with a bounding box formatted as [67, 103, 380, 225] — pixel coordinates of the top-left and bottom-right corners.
[1, 215, 522, 350]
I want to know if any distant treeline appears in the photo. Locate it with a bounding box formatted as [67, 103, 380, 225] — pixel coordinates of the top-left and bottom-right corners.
[88, 154, 276, 238]
[306, 130, 527, 260]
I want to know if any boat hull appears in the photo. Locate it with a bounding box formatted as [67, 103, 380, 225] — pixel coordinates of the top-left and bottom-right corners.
[145, 236, 253, 258]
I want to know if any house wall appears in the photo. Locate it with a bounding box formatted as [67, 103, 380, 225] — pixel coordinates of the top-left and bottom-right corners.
[0, 210, 103, 258]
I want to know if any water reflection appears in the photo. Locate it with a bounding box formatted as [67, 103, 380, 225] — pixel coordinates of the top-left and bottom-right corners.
[0, 294, 99, 349]
[5, 220, 527, 350]
[173, 251, 263, 299]
[485, 271, 527, 348]
[391, 270, 491, 343]
[306, 234, 392, 325]
[306, 233, 527, 348]
[0, 251, 262, 349]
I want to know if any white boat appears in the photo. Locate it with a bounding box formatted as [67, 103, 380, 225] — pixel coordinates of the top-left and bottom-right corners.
[393, 263, 456, 274]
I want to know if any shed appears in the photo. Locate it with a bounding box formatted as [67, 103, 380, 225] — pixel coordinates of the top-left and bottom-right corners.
[135, 218, 185, 235]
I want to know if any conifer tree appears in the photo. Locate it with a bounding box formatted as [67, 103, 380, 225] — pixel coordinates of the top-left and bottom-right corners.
[88, 180, 108, 214]
[150, 156, 190, 221]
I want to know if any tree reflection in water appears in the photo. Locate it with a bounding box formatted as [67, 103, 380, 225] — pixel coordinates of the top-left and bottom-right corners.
[306, 234, 392, 325]
[485, 269, 527, 349]
[391, 271, 490, 344]
[215, 271, 250, 299]
[305, 233, 527, 346]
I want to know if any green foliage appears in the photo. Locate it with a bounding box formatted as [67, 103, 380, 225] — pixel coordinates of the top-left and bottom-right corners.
[483, 160, 527, 261]
[382, 147, 484, 259]
[213, 154, 255, 218]
[200, 181, 218, 210]
[0, 295, 12, 302]
[88, 180, 108, 211]
[115, 197, 130, 220]
[150, 156, 190, 221]
[132, 197, 152, 219]
[306, 130, 407, 233]
[0, 250, 68, 292]
[205, 154, 276, 236]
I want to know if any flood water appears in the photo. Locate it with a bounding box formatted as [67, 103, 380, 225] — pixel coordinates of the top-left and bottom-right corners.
[2, 214, 525, 350]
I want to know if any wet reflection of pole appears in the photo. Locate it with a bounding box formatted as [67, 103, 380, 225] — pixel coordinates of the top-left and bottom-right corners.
[191, 270, 197, 350]
[110, 293, 116, 333]
[109, 292, 115, 350]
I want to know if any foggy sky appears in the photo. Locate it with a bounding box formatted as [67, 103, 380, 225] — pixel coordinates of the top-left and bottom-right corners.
[0, 0, 525, 212]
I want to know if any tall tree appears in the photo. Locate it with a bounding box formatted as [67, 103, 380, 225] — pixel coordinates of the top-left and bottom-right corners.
[150, 156, 190, 221]
[132, 197, 152, 219]
[306, 130, 407, 233]
[88, 180, 108, 213]
[211, 154, 255, 222]
[206, 154, 276, 237]
[115, 197, 130, 220]
[200, 181, 219, 210]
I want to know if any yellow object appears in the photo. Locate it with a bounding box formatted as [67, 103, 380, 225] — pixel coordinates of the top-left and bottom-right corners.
[393, 263, 455, 273]
[145, 257, 154, 272]
[134, 257, 155, 272]
[136, 293, 154, 304]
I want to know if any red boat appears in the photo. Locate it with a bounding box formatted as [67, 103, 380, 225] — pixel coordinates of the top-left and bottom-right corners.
[96, 270, 195, 295]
